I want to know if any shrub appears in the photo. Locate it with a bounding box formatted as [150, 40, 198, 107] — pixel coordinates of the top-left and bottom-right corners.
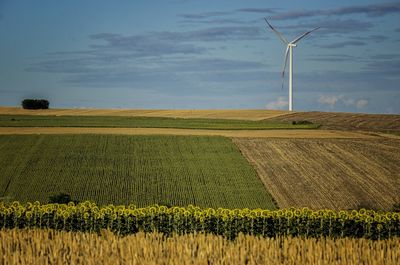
[22, 99, 49, 109]
[48, 193, 78, 204]
[292, 120, 313, 125]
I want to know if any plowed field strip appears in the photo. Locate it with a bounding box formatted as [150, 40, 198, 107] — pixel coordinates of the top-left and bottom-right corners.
[0, 127, 381, 139]
[269, 111, 400, 132]
[233, 138, 400, 210]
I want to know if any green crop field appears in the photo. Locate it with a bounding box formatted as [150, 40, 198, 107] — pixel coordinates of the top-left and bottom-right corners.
[0, 115, 318, 130]
[0, 134, 275, 209]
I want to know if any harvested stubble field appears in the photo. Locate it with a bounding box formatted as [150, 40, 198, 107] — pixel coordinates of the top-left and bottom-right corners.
[269, 111, 400, 133]
[1, 229, 399, 265]
[0, 134, 275, 209]
[0, 107, 288, 120]
[233, 138, 400, 211]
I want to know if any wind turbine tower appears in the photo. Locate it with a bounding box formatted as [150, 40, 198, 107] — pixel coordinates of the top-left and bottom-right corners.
[265, 18, 319, 111]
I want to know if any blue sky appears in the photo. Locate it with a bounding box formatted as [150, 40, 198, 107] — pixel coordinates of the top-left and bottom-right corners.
[0, 0, 399, 113]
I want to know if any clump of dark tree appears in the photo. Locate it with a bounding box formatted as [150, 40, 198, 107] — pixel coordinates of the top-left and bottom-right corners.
[48, 193, 79, 204]
[292, 120, 313, 125]
[22, 99, 49, 109]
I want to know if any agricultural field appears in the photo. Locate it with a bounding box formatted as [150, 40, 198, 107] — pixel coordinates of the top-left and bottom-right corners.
[0, 114, 318, 130]
[234, 138, 400, 211]
[0, 134, 275, 209]
[1, 229, 399, 265]
[269, 111, 400, 133]
[0, 126, 377, 139]
[0, 107, 288, 120]
[0, 107, 399, 263]
[3, 202, 399, 239]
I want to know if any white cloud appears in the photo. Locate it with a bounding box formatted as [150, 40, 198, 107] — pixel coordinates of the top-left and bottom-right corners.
[342, 98, 355, 106]
[317, 95, 342, 108]
[317, 94, 369, 110]
[356, 99, 368, 109]
[266, 97, 288, 110]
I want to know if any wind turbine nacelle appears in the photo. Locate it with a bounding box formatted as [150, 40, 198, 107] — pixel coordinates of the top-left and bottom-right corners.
[288, 43, 297, 47]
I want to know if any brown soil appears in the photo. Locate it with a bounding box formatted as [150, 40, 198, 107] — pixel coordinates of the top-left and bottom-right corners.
[233, 138, 400, 210]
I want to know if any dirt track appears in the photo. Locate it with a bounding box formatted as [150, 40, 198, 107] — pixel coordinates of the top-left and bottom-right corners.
[234, 138, 400, 210]
[0, 127, 382, 139]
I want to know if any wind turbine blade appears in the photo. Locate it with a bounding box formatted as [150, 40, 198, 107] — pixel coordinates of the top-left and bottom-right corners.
[290, 27, 320, 44]
[281, 45, 290, 90]
[264, 18, 288, 44]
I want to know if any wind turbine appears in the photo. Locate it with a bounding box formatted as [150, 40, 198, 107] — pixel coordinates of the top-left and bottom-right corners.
[265, 18, 319, 111]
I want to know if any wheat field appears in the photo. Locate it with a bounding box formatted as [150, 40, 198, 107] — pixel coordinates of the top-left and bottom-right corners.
[0, 229, 398, 265]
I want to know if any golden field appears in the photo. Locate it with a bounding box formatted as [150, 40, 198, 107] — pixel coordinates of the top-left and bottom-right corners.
[1, 229, 399, 265]
[0, 127, 379, 139]
[0, 107, 288, 120]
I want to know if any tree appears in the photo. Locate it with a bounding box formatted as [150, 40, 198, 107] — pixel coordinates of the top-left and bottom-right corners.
[48, 193, 79, 204]
[22, 99, 49, 109]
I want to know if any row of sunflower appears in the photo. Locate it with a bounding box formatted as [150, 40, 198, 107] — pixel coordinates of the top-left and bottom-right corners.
[1, 201, 399, 239]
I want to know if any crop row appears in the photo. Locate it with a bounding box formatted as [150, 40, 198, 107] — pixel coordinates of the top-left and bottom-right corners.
[0, 115, 319, 129]
[0, 135, 275, 209]
[1, 201, 399, 240]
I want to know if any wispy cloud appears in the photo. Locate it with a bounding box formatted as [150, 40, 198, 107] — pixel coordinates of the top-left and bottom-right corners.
[356, 99, 369, 109]
[179, 18, 254, 25]
[281, 19, 373, 35]
[29, 25, 263, 72]
[25, 19, 268, 90]
[318, 40, 366, 49]
[181, 2, 400, 22]
[266, 96, 288, 109]
[369, 54, 400, 60]
[28, 49, 268, 89]
[167, 58, 266, 73]
[363, 59, 400, 75]
[317, 95, 341, 108]
[318, 94, 369, 109]
[270, 2, 400, 20]
[177, 10, 257, 25]
[89, 32, 208, 56]
[308, 54, 359, 62]
[236, 8, 277, 14]
[178, 11, 232, 19]
[90, 26, 262, 50]
[352, 35, 389, 43]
